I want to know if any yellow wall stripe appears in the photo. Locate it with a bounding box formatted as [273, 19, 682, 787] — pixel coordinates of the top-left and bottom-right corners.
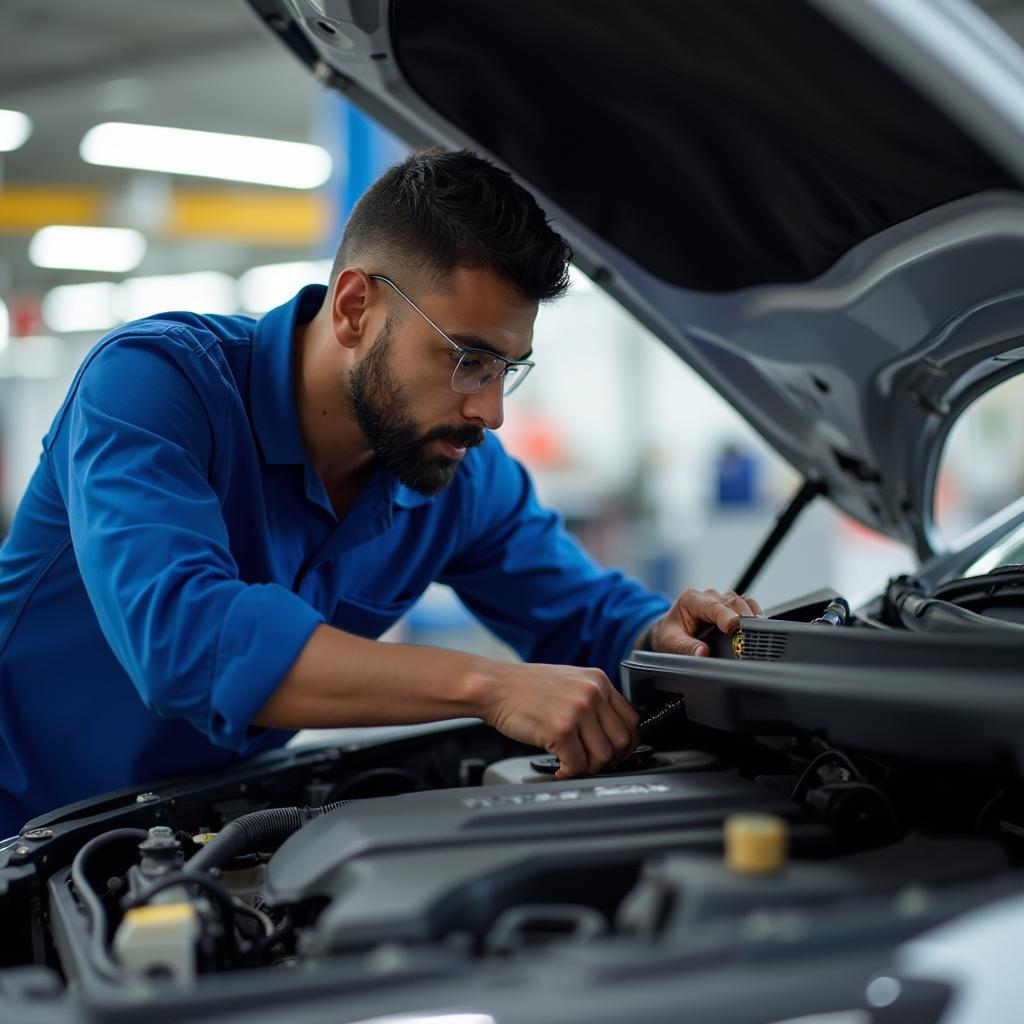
[164, 189, 330, 245]
[0, 184, 330, 245]
[0, 186, 104, 230]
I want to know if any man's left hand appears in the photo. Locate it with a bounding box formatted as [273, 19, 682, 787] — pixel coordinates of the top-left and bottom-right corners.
[642, 588, 764, 658]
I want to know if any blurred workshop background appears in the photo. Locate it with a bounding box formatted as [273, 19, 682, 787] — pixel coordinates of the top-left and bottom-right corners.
[2, 0, 1023, 665]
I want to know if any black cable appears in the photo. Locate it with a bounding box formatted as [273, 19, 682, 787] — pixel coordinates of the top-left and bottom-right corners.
[231, 900, 276, 940]
[790, 749, 864, 801]
[231, 898, 290, 960]
[70, 827, 148, 982]
[123, 870, 238, 925]
[638, 699, 686, 734]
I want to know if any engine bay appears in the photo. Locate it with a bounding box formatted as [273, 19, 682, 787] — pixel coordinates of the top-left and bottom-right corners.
[3, 586, 1024, 1023]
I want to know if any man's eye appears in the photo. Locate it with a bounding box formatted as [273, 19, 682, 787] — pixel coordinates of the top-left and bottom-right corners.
[459, 355, 485, 370]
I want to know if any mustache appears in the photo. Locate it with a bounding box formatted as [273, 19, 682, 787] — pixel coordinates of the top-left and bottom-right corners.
[420, 425, 486, 450]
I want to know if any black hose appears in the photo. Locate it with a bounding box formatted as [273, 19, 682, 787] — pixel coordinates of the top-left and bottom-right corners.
[70, 827, 148, 982]
[884, 575, 1024, 635]
[187, 800, 348, 874]
[897, 591, 1024, 635]
[73, 821, 303, 978]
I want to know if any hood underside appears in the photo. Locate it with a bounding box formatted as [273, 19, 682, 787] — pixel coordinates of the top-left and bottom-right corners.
[252, 0, 1024, 554]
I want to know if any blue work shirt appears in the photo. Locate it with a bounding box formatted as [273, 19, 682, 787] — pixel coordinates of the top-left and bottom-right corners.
[0, 285, 670, 834]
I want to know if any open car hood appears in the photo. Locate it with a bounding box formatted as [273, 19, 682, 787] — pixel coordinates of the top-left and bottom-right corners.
[251, 0, 1024, 556]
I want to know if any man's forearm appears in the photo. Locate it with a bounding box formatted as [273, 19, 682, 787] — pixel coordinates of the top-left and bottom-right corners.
[252, 623, 493, 730]
[254, 622, 645, 781]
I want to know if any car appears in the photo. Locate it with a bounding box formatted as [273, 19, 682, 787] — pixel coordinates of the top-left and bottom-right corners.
[3, 1, 1024, 1021]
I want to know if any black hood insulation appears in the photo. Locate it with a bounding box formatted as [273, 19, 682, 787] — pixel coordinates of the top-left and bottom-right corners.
[393, 0, 1018, 292]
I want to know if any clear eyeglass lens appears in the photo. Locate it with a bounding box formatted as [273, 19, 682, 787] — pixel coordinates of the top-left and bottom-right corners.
[502, 363, 528, 395]
[451, 351, 531, 395]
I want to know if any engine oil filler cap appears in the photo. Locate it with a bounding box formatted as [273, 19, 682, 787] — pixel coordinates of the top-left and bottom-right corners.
[529, 744, 655, 775]
[724, 813, 788, 875]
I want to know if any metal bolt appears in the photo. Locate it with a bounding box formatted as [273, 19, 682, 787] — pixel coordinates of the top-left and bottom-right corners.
[21, 829, 53, 841]
[135, 792, 159, 804]
[312, 60, 348, 89]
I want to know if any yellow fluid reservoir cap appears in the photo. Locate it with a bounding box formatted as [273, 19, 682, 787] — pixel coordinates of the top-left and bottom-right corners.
[724, 813, 788, 875]
[121, 902, 197, 928]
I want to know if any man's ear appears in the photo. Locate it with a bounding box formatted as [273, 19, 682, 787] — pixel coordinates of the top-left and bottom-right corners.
[330, 268, 374, 350]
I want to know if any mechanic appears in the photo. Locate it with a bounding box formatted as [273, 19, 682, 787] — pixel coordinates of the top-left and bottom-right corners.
[0, 149, 761, 835]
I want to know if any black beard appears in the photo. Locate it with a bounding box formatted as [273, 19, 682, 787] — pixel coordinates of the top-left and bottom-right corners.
[348, 322, 484, 495]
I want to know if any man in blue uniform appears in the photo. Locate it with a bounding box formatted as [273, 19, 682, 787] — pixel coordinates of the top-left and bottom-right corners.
[0, 150, 760, 834]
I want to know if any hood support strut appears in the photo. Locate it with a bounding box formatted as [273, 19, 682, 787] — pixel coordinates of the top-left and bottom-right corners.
[733, 477, 827, 595]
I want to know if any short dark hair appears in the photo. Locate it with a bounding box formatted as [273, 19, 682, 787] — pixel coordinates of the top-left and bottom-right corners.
[331, 148, 572, 302]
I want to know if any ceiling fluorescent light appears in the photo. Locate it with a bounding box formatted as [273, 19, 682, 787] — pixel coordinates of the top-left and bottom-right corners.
[29, 225, 147, 273]
[43, 282, 121, 334]
[0, 109, 33, 152]
[238, 260, 333, 313]
[119, 271, 236, 322]
[80, 122, 333, 189]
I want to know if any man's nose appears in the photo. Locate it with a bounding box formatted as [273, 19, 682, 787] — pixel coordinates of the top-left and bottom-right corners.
[461, 377, 505, 430]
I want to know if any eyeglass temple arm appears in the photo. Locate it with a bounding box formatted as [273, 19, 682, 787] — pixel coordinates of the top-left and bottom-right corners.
[369, 273, 465, 355]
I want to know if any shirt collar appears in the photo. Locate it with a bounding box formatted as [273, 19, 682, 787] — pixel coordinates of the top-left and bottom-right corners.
[251, 284, 326, 466]
[251, 284, 441, 511]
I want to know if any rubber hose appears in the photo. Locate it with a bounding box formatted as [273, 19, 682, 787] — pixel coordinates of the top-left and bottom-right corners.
[70, 827, 149, 981]
[897, 592, 1024, 635]
[187, 800, 347, 873]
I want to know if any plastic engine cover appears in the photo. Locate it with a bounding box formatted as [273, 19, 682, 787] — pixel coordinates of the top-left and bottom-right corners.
[263, 771, 832, 953]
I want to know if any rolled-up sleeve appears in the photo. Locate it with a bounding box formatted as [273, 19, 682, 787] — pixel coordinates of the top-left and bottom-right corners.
[440, 437, 670, 683]
[47, 332, 323, 750]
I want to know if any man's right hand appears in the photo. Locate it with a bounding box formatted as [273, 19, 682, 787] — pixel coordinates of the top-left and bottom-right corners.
[473, 662, 640, 780]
